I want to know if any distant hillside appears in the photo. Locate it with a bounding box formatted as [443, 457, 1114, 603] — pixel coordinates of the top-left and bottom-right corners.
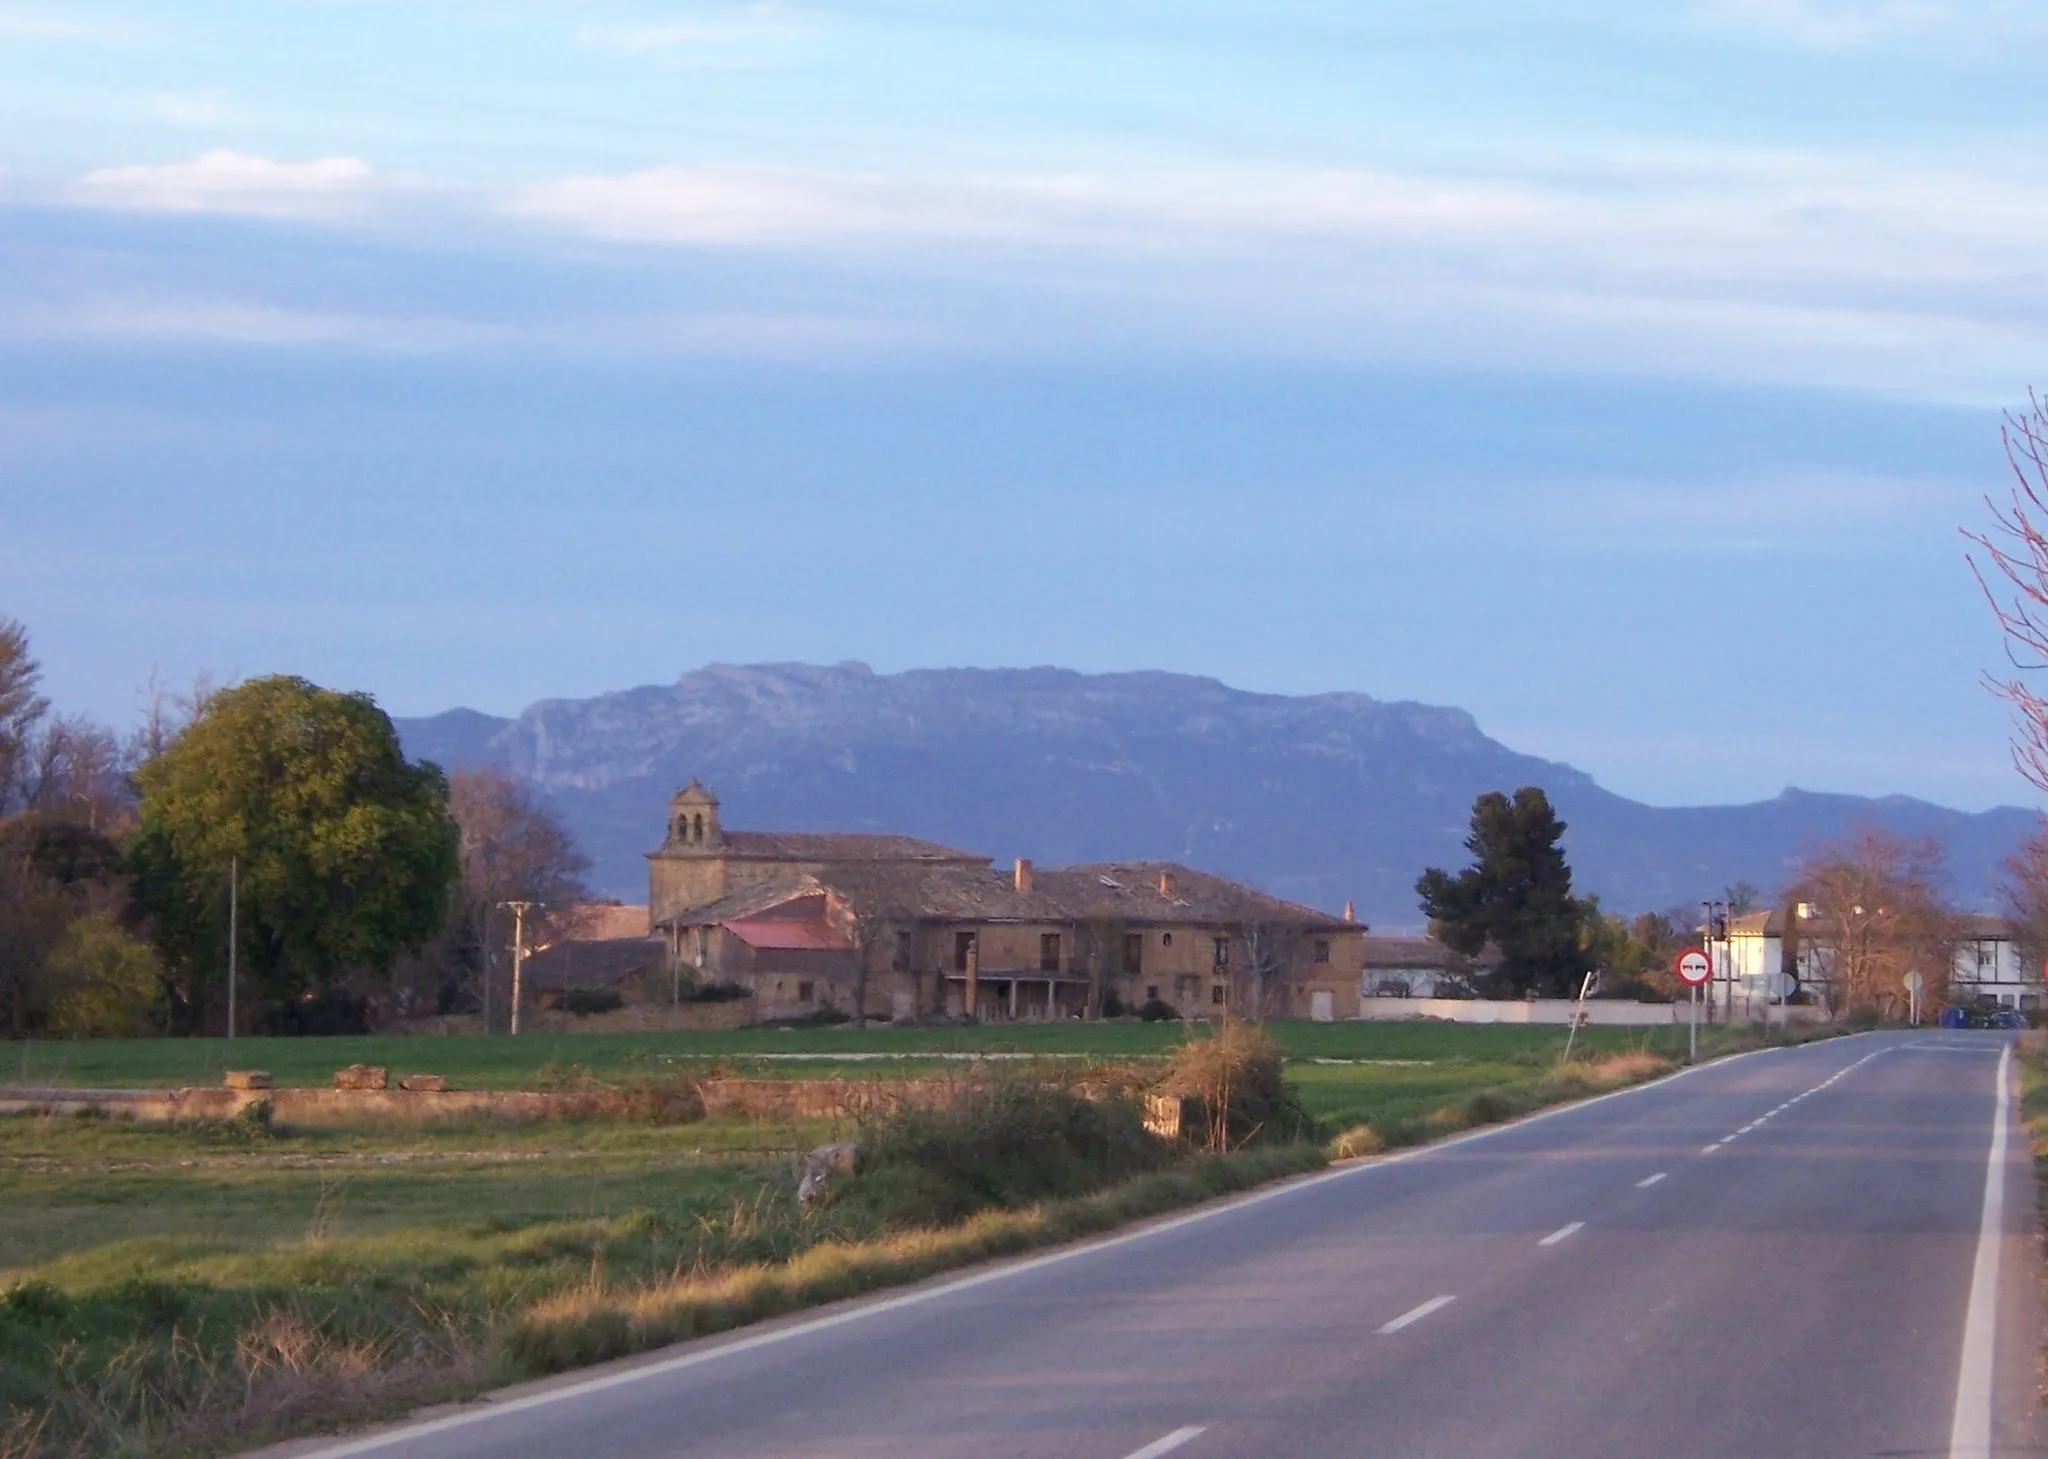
[395, 663, 2042, 925]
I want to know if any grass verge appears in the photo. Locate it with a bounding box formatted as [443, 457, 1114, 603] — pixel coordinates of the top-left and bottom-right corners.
[502, 1143, 1324, 1375]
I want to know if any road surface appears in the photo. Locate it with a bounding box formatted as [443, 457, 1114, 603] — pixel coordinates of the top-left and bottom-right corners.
[273, 1032, 2040, 1459]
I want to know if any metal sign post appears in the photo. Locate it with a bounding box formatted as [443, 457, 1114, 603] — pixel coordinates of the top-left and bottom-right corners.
[1675, 949, 1712, 1063]
[1903, 969, 1924, 1026]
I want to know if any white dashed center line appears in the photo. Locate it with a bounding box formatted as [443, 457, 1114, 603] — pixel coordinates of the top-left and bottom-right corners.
[1377, 1295, 1456, 1334]
[1636, 1172, 1667, 1188]
[1539, 1222, 1585, 1247]
[1121, 1426, 1208, 1459]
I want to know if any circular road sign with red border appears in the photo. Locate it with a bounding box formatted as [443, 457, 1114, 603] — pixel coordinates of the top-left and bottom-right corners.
[1675, 949, 1712, 987]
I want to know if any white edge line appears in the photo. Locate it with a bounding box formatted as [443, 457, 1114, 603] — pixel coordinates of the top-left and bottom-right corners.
[278, 1034, 1833, 1459]
[1946, 1040, 2012, 1459]
[1538, 1221, 1585, 1247]
[1377, 1294, 1457, 1334]
[1121, 1425, 1208, 1459]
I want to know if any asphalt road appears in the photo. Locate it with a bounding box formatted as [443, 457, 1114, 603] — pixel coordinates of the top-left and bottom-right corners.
[276, 1032, 2040, 1459]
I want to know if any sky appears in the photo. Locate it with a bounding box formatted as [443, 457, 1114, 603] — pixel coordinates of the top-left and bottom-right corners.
[5, 1, 2048, 813]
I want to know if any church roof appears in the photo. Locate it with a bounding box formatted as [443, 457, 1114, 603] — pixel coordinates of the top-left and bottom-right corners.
[649, 827, 987, 863]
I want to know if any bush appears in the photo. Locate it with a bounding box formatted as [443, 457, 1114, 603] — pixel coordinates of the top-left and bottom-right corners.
[841, 1079, 1170, 1228]
[563, 988, 624, 1016]
[687, 981, 751, 1003]
[1845, 1005, 1883, 1031]
[1136, 998, 1179, 1022]
[1100, 991, 1126, 1018]
[1158, 1023, 1318, 1151]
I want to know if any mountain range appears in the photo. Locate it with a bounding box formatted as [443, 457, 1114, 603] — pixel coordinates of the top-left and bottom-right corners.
[392, 663, 2043, 927]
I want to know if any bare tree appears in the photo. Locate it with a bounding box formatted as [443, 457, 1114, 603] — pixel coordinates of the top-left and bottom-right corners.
[1075, 912, 1127, 1018]
[22, 715, 130, 832]
[1966, 394, 2048, 790]
[0, 616, 49, 815]
[1238, 920, 1306, 1021]
[1791, 827, 1958, 1018]
[2000, 824, 2048, 983]
[442, 768, 590, 1018]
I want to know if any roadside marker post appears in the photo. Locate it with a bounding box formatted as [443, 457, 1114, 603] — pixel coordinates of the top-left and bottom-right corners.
[1676, 949, 1712, 1063]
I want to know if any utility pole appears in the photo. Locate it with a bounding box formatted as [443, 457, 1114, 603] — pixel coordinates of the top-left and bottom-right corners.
[226, 855, 238, 1040]
[480, 901, 492, 1035]
[1700, 899, 1729, 1023]
[501, 900, 534, 1035]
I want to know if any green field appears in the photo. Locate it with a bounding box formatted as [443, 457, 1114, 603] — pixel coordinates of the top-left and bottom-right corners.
[0, 1017, 1715, 1093]
[1, 1019, 1791, 1456]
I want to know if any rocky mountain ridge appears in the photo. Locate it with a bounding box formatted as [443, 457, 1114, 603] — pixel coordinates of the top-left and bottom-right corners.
[394, 663, 2040, 925]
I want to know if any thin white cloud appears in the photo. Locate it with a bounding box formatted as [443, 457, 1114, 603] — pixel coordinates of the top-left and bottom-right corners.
[71, 151, 380, 219]
[577, 4, 814, 59]
[153, 90, 230, 127]
[0, 5, 140, 42]
[1697, 0, 2043, 46]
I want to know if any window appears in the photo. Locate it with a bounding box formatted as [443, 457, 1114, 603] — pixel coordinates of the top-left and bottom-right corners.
[1145, 984, 1159, 1002]
[797, 981, 814, 1003]
[1162, 932, 1174, 947]
[1213, 937, 1230, 970]
[1313, 939, 1332, 965]
[1040, 933, 1062, 973]
[892, 928, 913, 972]
[1211, 984, 1226, 1005]
[954, 931, 978, 972]
[1123, 932, 1144, 974]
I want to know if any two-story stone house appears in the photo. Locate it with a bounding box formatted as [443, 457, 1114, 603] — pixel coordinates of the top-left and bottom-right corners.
[647, 782, 1366, 1022]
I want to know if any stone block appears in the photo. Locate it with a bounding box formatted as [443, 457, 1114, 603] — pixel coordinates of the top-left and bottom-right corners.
[333, 1063, 389, 1091]
[398, 1074, 448, 1093]
[223, 1070, 273, 1090]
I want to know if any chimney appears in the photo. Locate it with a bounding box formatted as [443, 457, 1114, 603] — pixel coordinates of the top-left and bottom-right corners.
[1014, 858, 1034, 893]
[1158, 870, 1176, 898]
[1342, 899, 1356, 924]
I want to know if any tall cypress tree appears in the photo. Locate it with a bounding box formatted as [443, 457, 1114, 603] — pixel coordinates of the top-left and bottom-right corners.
[1416, 786, 1589, 998]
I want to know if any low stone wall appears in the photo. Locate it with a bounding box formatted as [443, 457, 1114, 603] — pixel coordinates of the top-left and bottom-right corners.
[1354, 997, 1826, 1026]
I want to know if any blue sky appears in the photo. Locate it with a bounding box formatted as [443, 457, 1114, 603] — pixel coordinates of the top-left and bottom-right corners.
[4, 1, 2048, 812]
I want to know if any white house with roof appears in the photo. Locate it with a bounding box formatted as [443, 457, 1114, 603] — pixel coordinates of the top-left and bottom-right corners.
[1706, 907, 2037, 1017]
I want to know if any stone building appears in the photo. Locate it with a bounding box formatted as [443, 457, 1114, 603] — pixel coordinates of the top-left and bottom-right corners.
[648, 782, 1366, 1023]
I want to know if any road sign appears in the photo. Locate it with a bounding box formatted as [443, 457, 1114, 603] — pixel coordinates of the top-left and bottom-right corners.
[1675, 949, 1712, 987]
[1902, 970, 1925, 996]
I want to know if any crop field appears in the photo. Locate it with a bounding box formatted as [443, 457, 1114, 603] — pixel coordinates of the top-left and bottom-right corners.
[0, 1016, 1719, 1092]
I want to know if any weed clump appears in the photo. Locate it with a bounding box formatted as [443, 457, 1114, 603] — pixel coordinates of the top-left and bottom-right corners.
[1158, 1023, 1317, 1151]
[839, 1078, 1168, 1228]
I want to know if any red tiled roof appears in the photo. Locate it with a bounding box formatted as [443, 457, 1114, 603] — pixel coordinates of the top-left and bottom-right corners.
[723, 916, 853, 951]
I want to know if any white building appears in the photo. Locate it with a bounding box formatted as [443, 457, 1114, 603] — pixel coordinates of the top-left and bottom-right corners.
[1706, 907, 2036, 1017]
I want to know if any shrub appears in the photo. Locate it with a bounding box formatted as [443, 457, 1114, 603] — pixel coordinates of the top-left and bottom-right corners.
[687, 981, 751, 1003]
[1136, 998, 1179, 1022]
[841, 1078, 1169, 1228]
[1100, 991, 1126, 1018]
[1845, 1005, 1883, 1031]
[563, 988, 624, 1016]
[1157, 1023, 1317, 1151]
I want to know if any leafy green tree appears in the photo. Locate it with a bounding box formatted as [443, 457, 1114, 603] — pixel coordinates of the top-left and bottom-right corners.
[45, 910, 163, 1038]
[1416, 786, 1590, 998]
[129, 676, 458, 1028]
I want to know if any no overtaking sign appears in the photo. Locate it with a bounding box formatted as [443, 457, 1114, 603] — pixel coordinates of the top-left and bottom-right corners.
[1675, 949, 1712, 987]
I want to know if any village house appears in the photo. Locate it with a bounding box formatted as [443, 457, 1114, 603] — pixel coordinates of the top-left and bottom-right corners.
[646, 782, 1366, 1022]
[1708, 905, 2036, 1017]
[1361, 934, 1496, 999]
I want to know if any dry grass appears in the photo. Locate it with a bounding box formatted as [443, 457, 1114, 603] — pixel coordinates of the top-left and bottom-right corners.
[1325, 1048, 1675, 1161]
[502, 1142, 1324, 1375]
